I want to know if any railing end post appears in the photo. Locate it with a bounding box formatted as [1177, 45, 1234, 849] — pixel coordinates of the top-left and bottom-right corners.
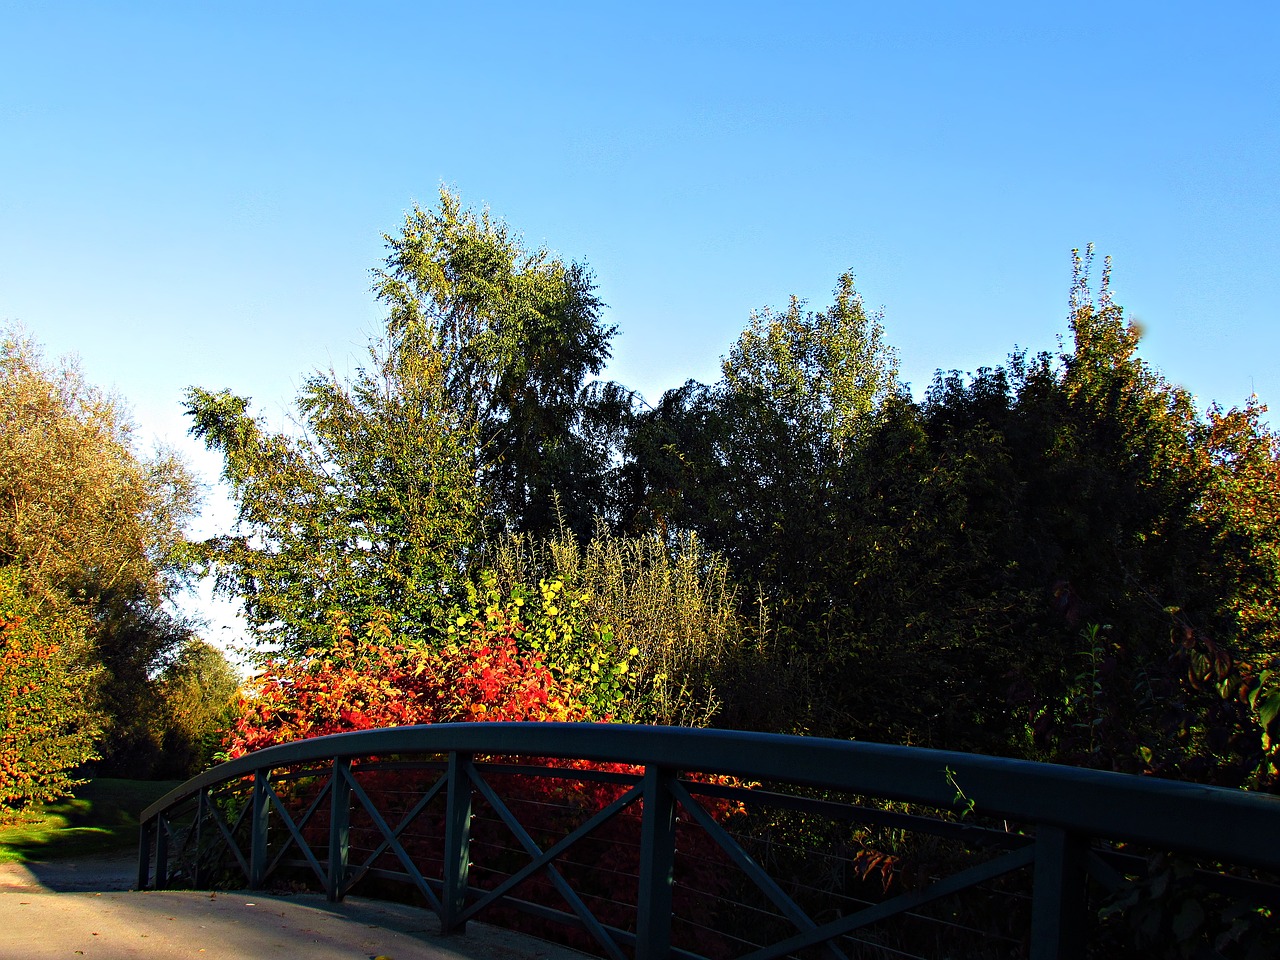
[136, 818, 153, 890]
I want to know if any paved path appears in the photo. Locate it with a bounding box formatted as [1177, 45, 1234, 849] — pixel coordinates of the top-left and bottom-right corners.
[0, 856, 589, 960]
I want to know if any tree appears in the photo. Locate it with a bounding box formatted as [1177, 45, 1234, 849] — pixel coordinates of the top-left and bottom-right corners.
[0, 326, 198, 779]
[889, 248, 1280, 779]
[624, 273, 901, 607]
[152, 638, 241, 778]
[0, 327, 195, 606]
[187, 339, 484, 656]
[721, 272, 899, 454]
[374, 187, 626, 537]
[189, 189, 625, 655]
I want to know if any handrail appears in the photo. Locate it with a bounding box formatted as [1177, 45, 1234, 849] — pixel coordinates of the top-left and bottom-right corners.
[137, 722, 1280, 960]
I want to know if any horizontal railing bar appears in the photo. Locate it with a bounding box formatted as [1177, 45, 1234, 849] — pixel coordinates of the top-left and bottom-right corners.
[352, 759, 449, 771]
[140, 723, 1280, 872]
[475, 761, 643, 786]
[350, 864, 441, 888]
[834, 936, 929, 960]
[685, 779, 1030, 850]
[260, 766, 332, 782]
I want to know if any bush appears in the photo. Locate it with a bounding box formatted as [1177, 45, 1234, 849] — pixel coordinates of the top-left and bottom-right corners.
[0, 572, 100, 815]
[481, 524, 744, 725]
[223, 611, 742, 957]
[225, 610, 591, 757]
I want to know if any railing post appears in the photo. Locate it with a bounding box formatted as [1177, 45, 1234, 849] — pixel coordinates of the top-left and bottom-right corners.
[249, 768, 271, 889]
[193, 790, 206, 887]
[154, 815, 169, 888]
[442, 751, 474, 934]
[636, 765, 678, 960]
[1031, 824, 1088, 960]
[136, 816, 153, 890]
[328, 757, 351, 902]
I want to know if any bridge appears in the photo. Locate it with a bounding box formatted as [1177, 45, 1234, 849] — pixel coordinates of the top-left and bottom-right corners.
[136, 722, 1280, 959]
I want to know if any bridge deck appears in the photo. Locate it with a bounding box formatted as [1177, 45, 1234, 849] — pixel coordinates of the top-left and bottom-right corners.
[1, 857, 587, 960]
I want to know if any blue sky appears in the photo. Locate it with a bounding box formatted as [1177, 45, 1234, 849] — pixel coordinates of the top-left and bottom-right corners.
[3, 2, 1277, 643]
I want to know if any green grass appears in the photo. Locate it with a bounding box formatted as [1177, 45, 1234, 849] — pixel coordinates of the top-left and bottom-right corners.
[0, 779, 181, 864]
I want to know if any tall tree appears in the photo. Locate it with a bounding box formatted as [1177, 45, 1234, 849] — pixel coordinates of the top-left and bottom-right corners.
[374, 187, 624, 536]
[0, 328, 194, 606]
[624, 273, 901, 597]
[188, 189, 625, 655]
[721, 272, 899, 454]
[187, 337, 484, 656]
[0, 326, 197, 779]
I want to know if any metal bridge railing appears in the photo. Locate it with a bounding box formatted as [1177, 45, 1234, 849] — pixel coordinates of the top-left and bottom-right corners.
[137, 723, 1280, 960]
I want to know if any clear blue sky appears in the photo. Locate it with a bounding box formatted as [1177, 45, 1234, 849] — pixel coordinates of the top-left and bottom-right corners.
[3, 3, 1277, 641]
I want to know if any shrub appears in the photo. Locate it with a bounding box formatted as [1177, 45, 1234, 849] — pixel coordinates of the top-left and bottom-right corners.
[225, 610, 591, 757]
[224, 611, 742, 957]
[481, 524, 744, 725]
[0, 572, 100, 815]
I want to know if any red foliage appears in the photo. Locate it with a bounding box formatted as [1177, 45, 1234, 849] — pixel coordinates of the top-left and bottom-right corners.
[225, 622, 744, 957]
[225, 627, 590, 758]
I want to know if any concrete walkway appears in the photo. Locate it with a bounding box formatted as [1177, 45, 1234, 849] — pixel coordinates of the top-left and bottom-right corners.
[0, 857, 590, 960]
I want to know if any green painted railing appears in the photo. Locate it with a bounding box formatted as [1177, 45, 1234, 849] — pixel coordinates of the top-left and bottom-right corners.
[137, 723, 1280, 960]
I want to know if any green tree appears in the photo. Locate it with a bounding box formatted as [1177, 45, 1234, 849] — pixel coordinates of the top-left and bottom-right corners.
[0, 326, 197, 776]
[624, 274, 901, 613]
[721, 272, 899, 454]
[187, 338, 484, 656]
[152, 638, 240, 778]
[189, 190, 630, 656]
[887, 248, 1280, 779]
[375, 187, 626, 537]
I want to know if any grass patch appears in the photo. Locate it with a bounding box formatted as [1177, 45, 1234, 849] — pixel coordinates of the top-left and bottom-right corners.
[0, 779, 181, 864]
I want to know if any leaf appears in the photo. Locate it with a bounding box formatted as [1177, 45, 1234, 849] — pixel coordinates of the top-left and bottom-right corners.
[1258, 690, 1280, 732]
[1171, 898, 1205, 942]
